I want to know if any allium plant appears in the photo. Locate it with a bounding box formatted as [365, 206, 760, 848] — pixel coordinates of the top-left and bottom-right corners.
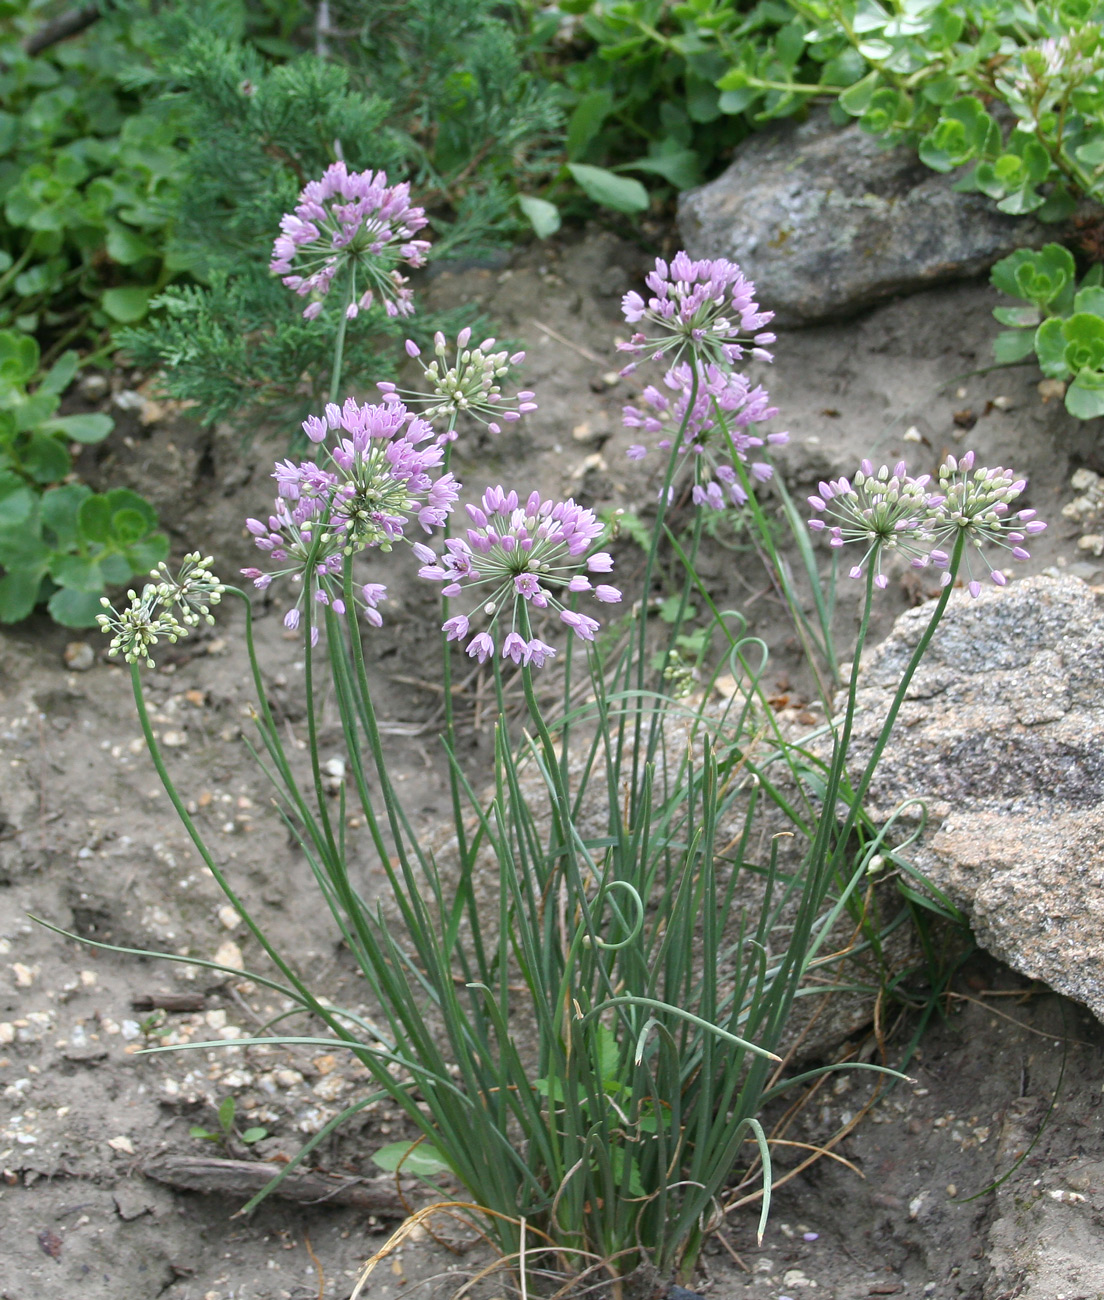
[271, 163, 430, 322]
[87, 171, 1046, 1297]
[378, 328, 536, 436]
[624, 360, 789, 507]
[416, 486, 619, 665]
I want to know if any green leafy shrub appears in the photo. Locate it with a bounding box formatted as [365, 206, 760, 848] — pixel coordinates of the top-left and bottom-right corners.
[0, 1, 188, 347]
[991, 243, 1104, 419]
[0, 329, 166, 625]
[554, 0, 1104, 218]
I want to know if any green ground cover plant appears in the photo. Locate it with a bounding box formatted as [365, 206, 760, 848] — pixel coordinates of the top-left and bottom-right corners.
[71, 162, 1040, 1294]
[990, 242, 1104, 418]
[552, 0, 1104, 219]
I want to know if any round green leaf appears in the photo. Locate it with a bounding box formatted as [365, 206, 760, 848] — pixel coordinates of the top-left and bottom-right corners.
[47, 586, 106, 628]
[46, 412, 114, 444]
[1035, 317, 1073, 378]
[1066, 369, 1104, 420]
[22, 433, 70, 484]
[0, 567, 46, 624]
[101, 286, 154, 323]
[992, 329, 1038, 365]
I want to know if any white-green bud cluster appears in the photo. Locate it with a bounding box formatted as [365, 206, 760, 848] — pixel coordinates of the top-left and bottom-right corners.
[97, 553, 225, 667]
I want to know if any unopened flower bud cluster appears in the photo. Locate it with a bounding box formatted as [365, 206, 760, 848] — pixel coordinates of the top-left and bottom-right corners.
[807, 452, 1046, 596]
[97, 554, 225, 667]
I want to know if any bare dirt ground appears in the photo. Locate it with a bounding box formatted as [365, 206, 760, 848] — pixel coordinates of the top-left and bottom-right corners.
[1, 229, 1102, 1300]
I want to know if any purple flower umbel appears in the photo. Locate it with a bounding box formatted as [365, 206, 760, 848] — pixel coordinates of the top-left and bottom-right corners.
[619, 252, 775, 373]
[271, 163, 431, 321]
[416, 487, 620, 667]
[926, 451, 1046, 596]
[807, 460, 937, 589]
[807, 452, 1047, 596]
[624, 361, 788, 507]
[241, 398, 458, 633]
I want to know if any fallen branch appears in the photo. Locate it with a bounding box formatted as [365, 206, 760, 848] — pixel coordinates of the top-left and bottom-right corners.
[24, 4, 100, 56]
[143, 1155, 407, 1216]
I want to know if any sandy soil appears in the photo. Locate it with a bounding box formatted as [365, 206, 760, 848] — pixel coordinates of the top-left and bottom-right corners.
[1, 229, 1102, 1300]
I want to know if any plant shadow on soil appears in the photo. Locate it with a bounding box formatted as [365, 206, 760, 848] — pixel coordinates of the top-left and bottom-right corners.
[1, 228, 1102, 1300]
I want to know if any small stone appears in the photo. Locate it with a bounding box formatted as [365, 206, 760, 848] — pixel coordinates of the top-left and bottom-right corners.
[161, 730, 187, 747]
[0, 1024, 14, 1044]
[1038, 378, 1067, 402]
[312, 1073, 347, 1101]
[107, 1135, 136, 1154]
[205, 1009, 228, 1030]
[78, 372, 109, 400]
[313, 1054, 337, 1076]
[218, 905, 242, 930]
[214, 942, 244, 971]
[274, 1068, 304, 1089]
[11, 963, 35, 988]
[63, 642, 95, 671]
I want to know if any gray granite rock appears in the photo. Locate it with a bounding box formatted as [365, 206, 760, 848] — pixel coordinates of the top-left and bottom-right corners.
[845, 574, 1104, 1021]
[677, 111, 1054, 325]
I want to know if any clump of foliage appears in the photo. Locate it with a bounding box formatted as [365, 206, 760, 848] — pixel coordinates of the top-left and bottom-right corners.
[0, 328, 166, 626]
[991, 242, 1104, 418]
[553, 0, 1104, 218]
[0, 0, 188, 349]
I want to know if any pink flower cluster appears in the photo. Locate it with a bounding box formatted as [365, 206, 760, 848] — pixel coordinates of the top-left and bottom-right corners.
[624, 361, 789, 507]
[416, 487, 620, 666]
[619, 253, 775, 373]
[271, 163, 431, 320]
[807, 452, 1047, 595]
[241, 398, 458, 635]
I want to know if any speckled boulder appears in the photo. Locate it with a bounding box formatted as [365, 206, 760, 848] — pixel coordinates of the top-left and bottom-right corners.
[677, 111, 1053, 325]
[845, 574, 1104, 1021]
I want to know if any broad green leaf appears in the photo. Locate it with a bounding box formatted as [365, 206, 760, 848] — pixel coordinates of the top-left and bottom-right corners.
[100, 554, 133, 585]
[45, 412, 113, 444]
[0, 475, 35, 527]
[621, 150, 703, 190]
[1066, 369, 1104, 419]
[40, 351, 79, 397]
[992, 306, 1040, 328]
[371, 1141, 449, 1176]
[1076, 137, 1104, 167]
[109, 507, 149, 545]
[105, 487, 157, 529]
[1034, 317, 1073, 378]
[518, 195, 561, 240]
[996, 185, 1044, 215]
[992, 329, 1037, 364]
[567, 164, 649, 214]
[1074, 286, 1104, 317]
[123, 533, 168, 573]
[78, 493, 113, 543]
[47, 586, 104, 628]
[0, 329, 39, 384]
[41, 483, 92, 548]
[106, 223, 155, 266]
[566, 90, 615, 161]
[838, 71, 879, 116]
[22, 432, 70, 484]
[0, 565, 45, 623]
[51, 554, 105, 592]
[1062, 312, 1104, 372]
[101, 286, 154, 323]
